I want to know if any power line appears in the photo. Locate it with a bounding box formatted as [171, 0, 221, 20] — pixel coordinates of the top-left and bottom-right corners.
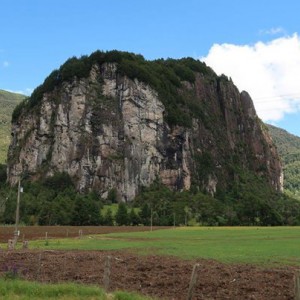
[253, 93, 300, 104]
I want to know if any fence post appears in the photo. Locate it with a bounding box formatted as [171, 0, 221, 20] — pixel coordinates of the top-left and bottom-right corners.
[22, 240, 29, 249]
[8, 239, 15, 250]
[36, 252, 42, 280]
[295, 271, 300, 300]
[63, 255, 67, 279]
[103, 256, 111, 291]
[187, 263, 200, 300]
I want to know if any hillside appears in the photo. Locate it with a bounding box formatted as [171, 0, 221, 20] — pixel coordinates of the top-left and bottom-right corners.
[267, 124, 300, 197]
[8, 50, 282, 201]
[0, 90, 25, 164]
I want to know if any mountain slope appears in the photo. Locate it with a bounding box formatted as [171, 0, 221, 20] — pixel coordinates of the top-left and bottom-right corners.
[0, 90, 25, 164]
[267, 124, 300, 196]
[7, 51, 282, 201]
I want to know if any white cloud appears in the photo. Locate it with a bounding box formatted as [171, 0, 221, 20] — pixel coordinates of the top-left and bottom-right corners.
[201, 33, 300, 122]
[259, 27, 286, 36]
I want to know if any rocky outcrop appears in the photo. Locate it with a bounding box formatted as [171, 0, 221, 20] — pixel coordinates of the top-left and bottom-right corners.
[7, 58, 283, 201]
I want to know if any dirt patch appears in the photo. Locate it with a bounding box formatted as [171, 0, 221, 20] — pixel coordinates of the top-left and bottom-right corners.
[0, 226, 170, 243]
[0, 249, 296, 299]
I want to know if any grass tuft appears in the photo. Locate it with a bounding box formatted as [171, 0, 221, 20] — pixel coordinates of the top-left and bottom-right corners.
[0, 278, 154, 300]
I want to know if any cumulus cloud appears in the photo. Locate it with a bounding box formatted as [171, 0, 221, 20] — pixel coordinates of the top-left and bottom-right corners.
[201, 33, 300, 122]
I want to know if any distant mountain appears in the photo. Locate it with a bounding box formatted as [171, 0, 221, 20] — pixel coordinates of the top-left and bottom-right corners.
[0, 90, 26, 164]
[267, 124, 300, 197]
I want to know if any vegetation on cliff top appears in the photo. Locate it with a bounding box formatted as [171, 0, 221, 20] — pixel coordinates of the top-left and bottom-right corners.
[12, 50, 222, 127]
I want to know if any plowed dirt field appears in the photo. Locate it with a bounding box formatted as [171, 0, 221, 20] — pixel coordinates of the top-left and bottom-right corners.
[0, 249, 296, 299]
[0, 226, 297, 299]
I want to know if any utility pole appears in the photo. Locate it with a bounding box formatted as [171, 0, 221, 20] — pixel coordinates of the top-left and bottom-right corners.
[173, 212, 176, 228]
[150, 207, 153, 232]
[14, 178, 21, 242]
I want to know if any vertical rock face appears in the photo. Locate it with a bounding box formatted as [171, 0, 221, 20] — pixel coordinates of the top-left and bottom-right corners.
[7, 59, 283, 201]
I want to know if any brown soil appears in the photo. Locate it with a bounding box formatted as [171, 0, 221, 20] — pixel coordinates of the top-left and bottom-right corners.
[0, 249, 296, 300]
[0, 226, 169, 243]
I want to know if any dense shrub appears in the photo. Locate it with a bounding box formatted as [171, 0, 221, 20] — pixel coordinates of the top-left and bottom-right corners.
[11, 50, 219, 127]
[134, 178, 300, 226]
[0, 164, 7, 184]
[115, 202, 129, 225]
[42, 172, 74, 191]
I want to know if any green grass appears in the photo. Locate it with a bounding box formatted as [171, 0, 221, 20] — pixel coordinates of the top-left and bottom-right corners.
[24, 226, 300, 266]
[0, 278, 154, 300]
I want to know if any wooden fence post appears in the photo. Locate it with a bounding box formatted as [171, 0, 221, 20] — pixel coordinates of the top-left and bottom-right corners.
[22, 240, 29, 249]
[8, 239, 15, 250]
[44, 232, 49, 246]
[63, 256, 67, 279]
[295, 271, 300, 300]
[103, 256, 111, 291]
[187, 263, 200, 300]
[36, 252, 42, 280]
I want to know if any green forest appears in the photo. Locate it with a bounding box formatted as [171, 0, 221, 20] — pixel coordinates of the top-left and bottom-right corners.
[1, 168, 300, 226]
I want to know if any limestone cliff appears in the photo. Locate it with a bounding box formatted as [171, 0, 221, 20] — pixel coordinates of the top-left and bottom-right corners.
[7, 52, 283, 200]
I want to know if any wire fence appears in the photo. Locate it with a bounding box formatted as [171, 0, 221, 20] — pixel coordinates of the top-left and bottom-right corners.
[0, 242, 297, 300]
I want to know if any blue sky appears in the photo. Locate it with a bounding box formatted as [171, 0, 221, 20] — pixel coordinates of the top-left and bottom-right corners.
[1, 0, 300, 136]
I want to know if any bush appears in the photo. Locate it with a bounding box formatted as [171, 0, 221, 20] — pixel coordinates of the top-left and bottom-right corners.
[43, 172, 74, 191]
[115, 202, 129, 225]
[0, 164, 7, 184]
[103, 208, 114, 225]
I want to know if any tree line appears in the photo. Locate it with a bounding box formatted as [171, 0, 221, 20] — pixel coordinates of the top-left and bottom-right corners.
[1, 169, 300, 227]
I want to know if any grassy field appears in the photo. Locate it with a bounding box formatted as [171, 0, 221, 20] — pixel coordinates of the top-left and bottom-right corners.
[1, 226, 299, 299]
[0, 278, 154, 300]
[0, 89, 25, 164]
[26, 226, 300, 266]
